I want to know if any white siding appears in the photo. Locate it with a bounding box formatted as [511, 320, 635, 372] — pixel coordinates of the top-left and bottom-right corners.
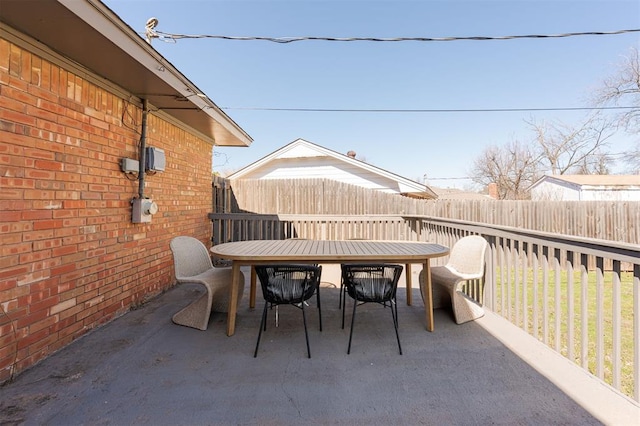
[278, 144, 326, 158]
[531, 181, 580, 201]
[238, 157, 402, 193]
[531, 180, 640, 201]
[579, 189, 640, 201]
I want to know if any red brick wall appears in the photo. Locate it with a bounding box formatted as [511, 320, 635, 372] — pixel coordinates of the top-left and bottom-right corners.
[0, 38, 214, 383]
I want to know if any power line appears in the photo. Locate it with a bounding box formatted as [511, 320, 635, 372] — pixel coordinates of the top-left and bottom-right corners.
[219, 106, 636, 113]
[146, 27, 640, 44]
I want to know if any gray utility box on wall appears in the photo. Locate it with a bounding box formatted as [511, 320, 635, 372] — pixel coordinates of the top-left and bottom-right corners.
[145, 147, 165, 172]
[120, 158, 139, 174]
[132, 198, 158, 223]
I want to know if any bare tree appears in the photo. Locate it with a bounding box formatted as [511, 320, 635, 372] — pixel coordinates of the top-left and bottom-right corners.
[471, 114, 615, 199]
[573, 151, 613, 174]
[593, 47, 640, 172]
[470, 140, 541, 200]
[526, 113, 615, 175]
[471, 49, 637, 195]
[623, 144, 640, 174]
[594, 47, 640, 132]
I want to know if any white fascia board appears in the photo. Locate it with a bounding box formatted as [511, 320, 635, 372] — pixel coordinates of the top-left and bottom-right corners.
[229, 139, 310, 179]
[534, 175, 581, 192]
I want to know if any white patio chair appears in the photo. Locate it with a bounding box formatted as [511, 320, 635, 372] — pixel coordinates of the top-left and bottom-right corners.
[170, 236, 245, 330]
[419, 235, 488, 324]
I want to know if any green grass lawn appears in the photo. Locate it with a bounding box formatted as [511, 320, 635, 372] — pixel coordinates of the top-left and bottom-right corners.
[492, 266, 635, 399]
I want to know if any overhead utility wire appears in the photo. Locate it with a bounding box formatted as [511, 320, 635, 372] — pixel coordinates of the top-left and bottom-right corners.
[219, 106, 636, 113]
[146, 26, 640, 44]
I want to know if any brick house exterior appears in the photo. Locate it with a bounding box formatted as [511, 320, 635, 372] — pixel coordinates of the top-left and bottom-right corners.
[0, 0, 251, 383]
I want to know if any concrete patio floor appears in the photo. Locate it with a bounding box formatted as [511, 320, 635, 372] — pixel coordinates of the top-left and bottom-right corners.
[1, 266, 638, 425]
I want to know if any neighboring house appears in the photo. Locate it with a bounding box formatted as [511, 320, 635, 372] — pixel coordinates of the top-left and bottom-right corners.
[228, 138, 438, 199]
[0, 0, 252, 383]
[530, 175, 640, 201]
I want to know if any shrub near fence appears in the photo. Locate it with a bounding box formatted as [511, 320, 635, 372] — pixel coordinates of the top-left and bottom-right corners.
[216, 178, 640, 244]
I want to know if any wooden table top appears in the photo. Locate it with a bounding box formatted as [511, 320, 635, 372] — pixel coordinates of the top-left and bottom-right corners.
[210, 239, 449, 263]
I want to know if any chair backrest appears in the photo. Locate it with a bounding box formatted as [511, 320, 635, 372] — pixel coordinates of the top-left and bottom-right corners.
[341, 264, 403, 303]
[170, 236, 214, 280]
[255, 264, 322, 305]
[446, 235, 488, 279]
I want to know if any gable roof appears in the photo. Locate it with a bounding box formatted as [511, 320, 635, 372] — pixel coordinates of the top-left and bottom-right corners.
[0, 0, 252, 147]
[530, 174, 640, 191]
[228, 139, 438, 199]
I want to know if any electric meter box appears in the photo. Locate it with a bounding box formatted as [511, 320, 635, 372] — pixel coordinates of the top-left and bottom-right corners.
[145, 147, 165, 172]
[132, 198, 159, 223]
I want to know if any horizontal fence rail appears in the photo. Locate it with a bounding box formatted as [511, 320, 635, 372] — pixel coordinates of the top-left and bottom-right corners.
[209, 212, 640, 402]
[208, 213, 411, 245]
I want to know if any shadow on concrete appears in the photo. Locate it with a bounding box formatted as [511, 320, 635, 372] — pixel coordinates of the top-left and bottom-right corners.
[1, 268, 603, 425]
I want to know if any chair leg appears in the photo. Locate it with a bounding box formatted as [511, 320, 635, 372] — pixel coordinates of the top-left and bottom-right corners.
[301, 302, 311, 358]
[452, 291, 485, 324]
[254, 302, 269, 357]
[347, 299, 357, 354]
[171, 283, 214, 331]
[343, 286, 347, 312]
[316, 286, 322, 332]
[341, 292, 347, 329]
[390, 298, 402, 355]
[275, 305, 279, 328]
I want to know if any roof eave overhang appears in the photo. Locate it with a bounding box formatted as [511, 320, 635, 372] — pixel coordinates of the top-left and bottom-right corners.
[0, 0, 252, 147]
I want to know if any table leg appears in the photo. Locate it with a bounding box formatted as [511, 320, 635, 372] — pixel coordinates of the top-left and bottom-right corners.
[405, 263, 412, 306]
[422, 260, 434, 332]
[249, 266, 257, 309]
[226, 262, 241, 336]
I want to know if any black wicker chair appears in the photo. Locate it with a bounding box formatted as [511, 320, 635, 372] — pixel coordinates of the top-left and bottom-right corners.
[254, 264, 323, 358]
[341, 264, 403, 355]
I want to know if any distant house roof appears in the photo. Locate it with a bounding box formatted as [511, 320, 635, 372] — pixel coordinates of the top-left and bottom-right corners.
[431, 187, 492, 200]
[0, 0, 252, 147]
[530, 174, 640, 190]
[228, 139, 438, 199]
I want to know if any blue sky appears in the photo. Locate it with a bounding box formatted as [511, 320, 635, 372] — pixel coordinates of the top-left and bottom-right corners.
[103, 0, 640, 188]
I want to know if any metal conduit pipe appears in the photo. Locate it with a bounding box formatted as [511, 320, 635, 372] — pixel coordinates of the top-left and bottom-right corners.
[138, 98, 149, 198]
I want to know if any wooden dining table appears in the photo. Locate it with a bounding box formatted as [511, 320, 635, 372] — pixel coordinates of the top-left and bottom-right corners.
[210, 239, 450, 336]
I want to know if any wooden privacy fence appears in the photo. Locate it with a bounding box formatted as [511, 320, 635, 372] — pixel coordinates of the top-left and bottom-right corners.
[214, 178, 640, 244]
